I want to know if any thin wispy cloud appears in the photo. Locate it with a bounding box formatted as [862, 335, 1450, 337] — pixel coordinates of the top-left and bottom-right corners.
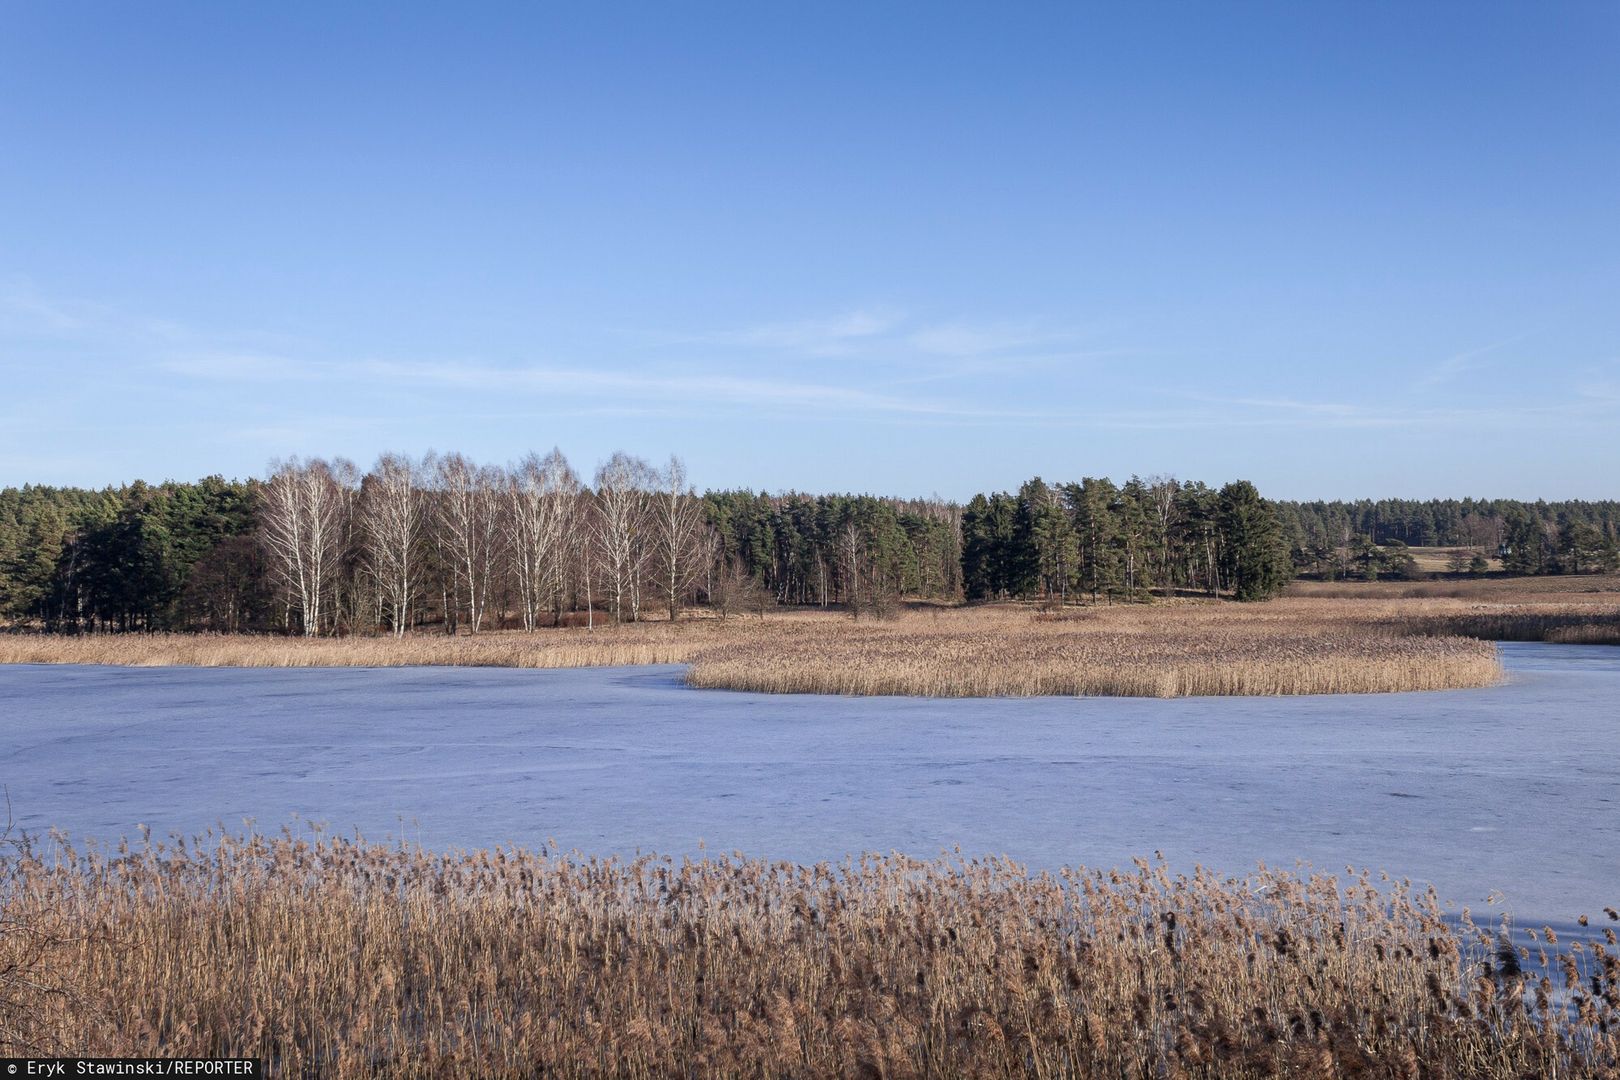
[1196, 395, 1366, 418]
[362, 359, 1046, 419]
[1, 278, 197, 345]
[0, 280, 85, 334]
[875, 352, 1129, 391]
[5, 286, 1077, 424]
[2, 280, 307, 377]
[655, 308, 906, 355]
[159, 353, 1037, 420]
[1574, 360, 1620, 405]
[160, 354, 328, 381]
[649, 309, 1101, 367]
[1415, 334, 1531, 389]
[103, 342, 1620, 434]
[906, 321, 1069, 357]
[8, 279, 1618, 495]
[1172, 391, 1600, 432]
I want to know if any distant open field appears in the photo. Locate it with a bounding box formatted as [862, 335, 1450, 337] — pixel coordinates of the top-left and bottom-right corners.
[3, 577, 1616, 696]
[1402, 545, 1504, 574]
[4, 832, 1615, 1077]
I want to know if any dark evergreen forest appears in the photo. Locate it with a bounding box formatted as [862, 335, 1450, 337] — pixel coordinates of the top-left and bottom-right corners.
[958, 477, 1292, 604]
[2, 464, 1616, 634]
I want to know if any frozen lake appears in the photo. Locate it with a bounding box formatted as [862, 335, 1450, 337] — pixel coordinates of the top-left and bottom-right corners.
[2, 642, 1616, 923]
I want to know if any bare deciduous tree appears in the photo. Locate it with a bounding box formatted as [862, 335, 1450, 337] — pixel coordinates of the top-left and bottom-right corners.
[591, 452, 653, 623]
[841, 515, 864, 620]
[652, 455, 704, 622]
[575, 490, 596, 630]
[260, 457, 349, 636]
[506, 449, 578, 631]
[434, 453, 504, 634]
[359, 452, 424, 637]
[1147, 474, 1180, 593]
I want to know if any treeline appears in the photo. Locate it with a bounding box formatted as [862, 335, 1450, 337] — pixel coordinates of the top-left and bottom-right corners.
[0, 451, 961, 634]
[960, 476, 1293, 603]
[0, 478, 261, 632]
[1280, 498, 1620, 579]
[705, 491, 960, 614]
[7, 459, 1619, 633]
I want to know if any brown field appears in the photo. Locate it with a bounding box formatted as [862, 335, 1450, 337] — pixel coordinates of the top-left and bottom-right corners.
[3, 831, 1615, 1078]
[3, 576, 1617, 696]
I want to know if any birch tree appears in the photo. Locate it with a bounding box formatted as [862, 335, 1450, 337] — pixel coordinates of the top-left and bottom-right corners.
[1147, 475, 1180, 593]
[359, 452, 424, 636]
[434, 453, 504, 634]
[506, 448, 578, 631]
[652, 454, 703, 622]
[841, 513, 863, 620]
[575, 489, 596, 629]
[259, 457, 347, 636]
[591, 452, 653, 623]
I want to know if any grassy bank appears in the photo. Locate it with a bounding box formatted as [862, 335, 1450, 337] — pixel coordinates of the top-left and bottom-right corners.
[3, 832, 1615, 1077]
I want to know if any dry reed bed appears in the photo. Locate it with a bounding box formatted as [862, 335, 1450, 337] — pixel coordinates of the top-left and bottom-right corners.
[10, 591, 1620, 695]
[1286, 576, 1620, 646]
[1389, 609, 1620, 647]
[3, 832, 1616, 1078]
[687, 605, 1504, 697]
[0, 624, 736, 670]
[1287, 574, 1620, 602]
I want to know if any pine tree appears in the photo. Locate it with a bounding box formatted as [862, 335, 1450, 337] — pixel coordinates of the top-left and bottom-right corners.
[1217, 481, 1291, 601]
[1065, 478, 1120, 603]
[1023, 481, 1077, 605]
[1502, 512, 1545, 575]
[1114, 478, 1152, 601]
[1012, 478, 1067, 601]
[960, 494, 995, 601]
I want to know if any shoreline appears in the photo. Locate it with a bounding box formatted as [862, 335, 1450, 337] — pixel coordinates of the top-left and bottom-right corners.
[0, 595, 1543, 697]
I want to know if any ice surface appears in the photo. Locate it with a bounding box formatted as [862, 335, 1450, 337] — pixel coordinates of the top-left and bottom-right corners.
[1, 642, 1615, 924]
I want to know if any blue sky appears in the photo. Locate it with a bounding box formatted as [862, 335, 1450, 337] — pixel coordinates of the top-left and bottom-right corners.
[2, 2, 1617, 500]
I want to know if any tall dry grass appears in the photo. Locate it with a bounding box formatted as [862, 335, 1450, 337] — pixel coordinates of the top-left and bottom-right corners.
[1287, 577, 1620, 646]
[3, 830, 1616, 1077]
[687, 604, 1504, 697]
[11, 583, 1620, 695]
[1288, 574, 1620, 602]
[1384, 610, 1620, 647]
[0, 623, 733, 670]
